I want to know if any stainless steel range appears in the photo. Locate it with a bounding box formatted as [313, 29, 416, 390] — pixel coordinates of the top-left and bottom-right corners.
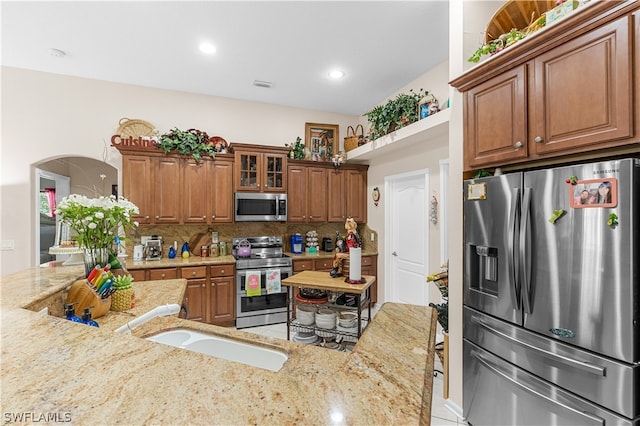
[232, 236, 292, 328]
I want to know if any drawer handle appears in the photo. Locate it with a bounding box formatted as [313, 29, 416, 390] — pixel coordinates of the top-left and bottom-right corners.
[192, 271, 196, 276]
[202, 284, 205, 288]
[161, 273, 166, 278]
[221, 269, 225, 274]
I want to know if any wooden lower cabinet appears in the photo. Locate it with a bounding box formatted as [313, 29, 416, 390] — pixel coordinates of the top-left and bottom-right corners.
[292, 255, 377, 304]
[131, 264, 235, 326]
[209, 265, 235, 326]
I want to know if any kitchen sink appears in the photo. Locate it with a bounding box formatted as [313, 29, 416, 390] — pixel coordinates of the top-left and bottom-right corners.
[145, 328, 288, 372]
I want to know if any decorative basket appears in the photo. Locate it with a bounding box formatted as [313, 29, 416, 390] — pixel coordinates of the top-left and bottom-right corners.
[116, 118, 156, 138]
[66, 279, 111, 319]
[484, 0, 556, 43]
[344, 124, 364, 152]
[111, 286, 135, 312]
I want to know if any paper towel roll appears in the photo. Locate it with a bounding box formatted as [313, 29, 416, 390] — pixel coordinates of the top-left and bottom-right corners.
[349, 247, 362, 281]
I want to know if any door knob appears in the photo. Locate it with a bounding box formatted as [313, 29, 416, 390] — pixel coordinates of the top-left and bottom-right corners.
[392, 251, 398, 256]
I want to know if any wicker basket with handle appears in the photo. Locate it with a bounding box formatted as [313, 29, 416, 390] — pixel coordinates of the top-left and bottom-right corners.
[484, 0, 556, 43]
[344, 124, 364, 152]
[116, 118, 155, 138]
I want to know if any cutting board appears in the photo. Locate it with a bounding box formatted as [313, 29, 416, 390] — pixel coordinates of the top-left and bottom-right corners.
[188, 232, 211, 256]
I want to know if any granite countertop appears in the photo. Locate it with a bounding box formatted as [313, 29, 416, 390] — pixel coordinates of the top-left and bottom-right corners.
[125, 254, 237, 270]
[0, 264, 436, 425]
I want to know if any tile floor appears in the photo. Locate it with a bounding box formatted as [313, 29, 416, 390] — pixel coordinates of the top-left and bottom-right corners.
[241, 306, 467, 425]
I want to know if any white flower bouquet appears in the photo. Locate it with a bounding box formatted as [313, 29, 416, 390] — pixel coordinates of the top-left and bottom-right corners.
[56, 194, 139, 250]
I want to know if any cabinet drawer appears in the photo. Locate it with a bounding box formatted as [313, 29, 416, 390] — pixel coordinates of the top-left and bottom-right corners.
[148, 268, 177, 280]
[128, 269, 146, 282]
[293, 260, 313, 272]
[314, 258, 333, 271]
[362, 266, 376, 276]
[180, 266, 207, 279]
[362, 256, 376, 267]
[210, 264, 234, 277]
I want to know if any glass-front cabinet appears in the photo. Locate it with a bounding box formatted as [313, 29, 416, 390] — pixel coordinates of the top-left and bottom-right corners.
[234, 144, 289, 192]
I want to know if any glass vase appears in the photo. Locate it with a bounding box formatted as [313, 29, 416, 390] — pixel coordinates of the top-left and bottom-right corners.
[83, 247, 110, 278]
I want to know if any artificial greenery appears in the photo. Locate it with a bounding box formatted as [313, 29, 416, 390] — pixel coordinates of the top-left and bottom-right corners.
[364, 88, 430, 141]
[156, 128, 215, 162]
[285, 136, 305, 160]
[468, 25, 535, 63]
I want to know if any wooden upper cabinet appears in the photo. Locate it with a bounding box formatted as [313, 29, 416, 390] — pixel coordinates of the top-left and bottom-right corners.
[122, 155, 153, 224]
[121, 154, 179, 224]
[327, 167, 367, 223]
[183, 157, 234, 224]
[287, 165, 327, 223]
[464, 65, 528, 169]
[233, 145, 289, 192]
[530, 16, 632, 155]
[451, 3, 639, 171]
[209, 159, 234, 223]
[153, 157, 181, 224]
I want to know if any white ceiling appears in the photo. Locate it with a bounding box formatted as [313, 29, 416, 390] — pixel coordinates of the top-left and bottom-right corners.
[1, 1, 450, 116]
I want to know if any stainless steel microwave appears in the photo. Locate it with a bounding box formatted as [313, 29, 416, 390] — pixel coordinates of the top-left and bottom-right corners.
[234, 192, 287, 222]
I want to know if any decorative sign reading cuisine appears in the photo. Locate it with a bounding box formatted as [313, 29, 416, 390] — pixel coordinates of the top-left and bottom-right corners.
[110, 134, 157, 148]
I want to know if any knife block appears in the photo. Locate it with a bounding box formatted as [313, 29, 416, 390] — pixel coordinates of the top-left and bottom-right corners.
[66, 280, 111, 319]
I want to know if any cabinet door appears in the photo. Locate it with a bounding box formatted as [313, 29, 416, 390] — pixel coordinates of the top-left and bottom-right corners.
[210, 276, 235, 323]
[531, 16, 632, 155]
[308, 167, 328, 222]
[345, 169, 367, 223]
[183, 279, 207, 322]
[263, 153, 287, 193]
[182, 160, 208, 223]
[153, 157, 181, 223]
[210, 159, 234, 223]
[287, 165, 308, 222]
[122, 155, 152, 224]
[235, 151, 260, 191]
[327, 169, 346, 222]
[464, 65, 528, 170]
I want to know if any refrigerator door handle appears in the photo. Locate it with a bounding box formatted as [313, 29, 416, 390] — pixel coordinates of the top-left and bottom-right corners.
[519, 187, 533, 314]
[471, 317, 606, 376]
[508, 188, 521, 310]
[470, 349, 606, 426]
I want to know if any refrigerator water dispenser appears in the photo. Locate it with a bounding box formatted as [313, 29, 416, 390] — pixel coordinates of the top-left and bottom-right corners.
[468, 244, 498, 295]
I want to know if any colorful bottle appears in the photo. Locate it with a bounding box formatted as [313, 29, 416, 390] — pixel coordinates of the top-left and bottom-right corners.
[81, 307, 99, 327]
[64, 304, 84, 324]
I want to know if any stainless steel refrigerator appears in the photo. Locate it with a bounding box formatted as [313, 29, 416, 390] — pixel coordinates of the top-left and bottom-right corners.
[463, 158, 639, 426]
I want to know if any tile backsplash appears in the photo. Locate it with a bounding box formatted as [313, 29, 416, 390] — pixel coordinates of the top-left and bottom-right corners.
[127, 222, 377, 254]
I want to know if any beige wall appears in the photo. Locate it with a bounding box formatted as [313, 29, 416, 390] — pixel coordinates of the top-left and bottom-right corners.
[363, 60, 450, 308]
[0, 67, 359, 275]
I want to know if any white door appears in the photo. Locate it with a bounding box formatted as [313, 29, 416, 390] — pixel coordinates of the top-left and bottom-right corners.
[385, 170, 429, 306]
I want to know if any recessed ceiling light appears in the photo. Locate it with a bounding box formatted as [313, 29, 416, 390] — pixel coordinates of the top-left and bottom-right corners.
[199, 42, 216, 55]
[328, 70, 345, 79]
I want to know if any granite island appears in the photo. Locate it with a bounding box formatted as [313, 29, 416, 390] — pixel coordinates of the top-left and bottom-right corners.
[1, 263, 437, 425]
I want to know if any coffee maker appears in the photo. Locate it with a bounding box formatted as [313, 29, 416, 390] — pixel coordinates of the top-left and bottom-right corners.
[142, 236, 163, 260]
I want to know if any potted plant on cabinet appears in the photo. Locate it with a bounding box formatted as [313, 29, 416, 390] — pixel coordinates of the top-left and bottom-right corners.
[156, 128, 215, 162]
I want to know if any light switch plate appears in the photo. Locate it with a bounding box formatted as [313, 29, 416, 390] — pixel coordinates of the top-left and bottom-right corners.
[0, 240, 15, 250]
